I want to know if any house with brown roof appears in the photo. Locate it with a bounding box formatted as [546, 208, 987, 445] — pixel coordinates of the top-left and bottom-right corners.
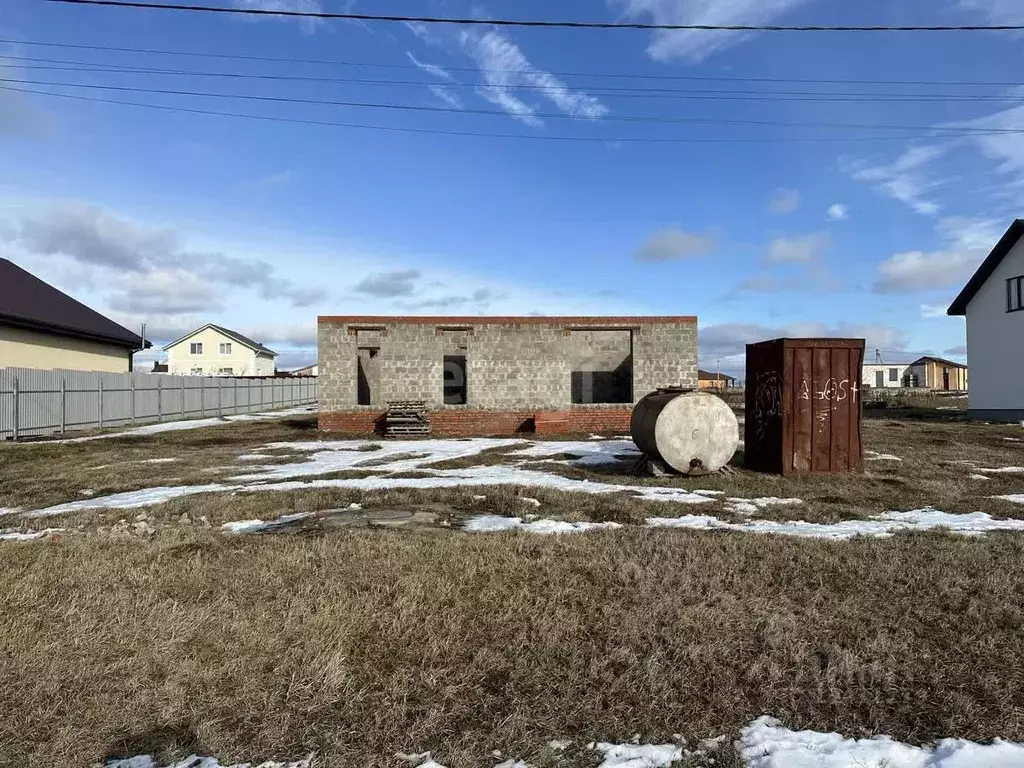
[948, 219, 1023, 418]
[0, 258, 149, 372]
[163, 323, 278, 376]
[904, 356, 968, 391]
[697, 370, 737, 391]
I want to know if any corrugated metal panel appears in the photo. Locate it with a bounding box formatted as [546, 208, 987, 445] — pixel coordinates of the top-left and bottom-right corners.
[745, 338, 865, 475]
[0, 368, 316, 439]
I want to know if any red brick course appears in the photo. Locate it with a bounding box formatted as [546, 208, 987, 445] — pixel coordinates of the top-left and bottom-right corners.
[319, 408, 633, 436]
[318, 315, 696, 326]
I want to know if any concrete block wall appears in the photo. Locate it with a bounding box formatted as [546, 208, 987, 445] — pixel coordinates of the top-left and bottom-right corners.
[318, 315, 697, 434]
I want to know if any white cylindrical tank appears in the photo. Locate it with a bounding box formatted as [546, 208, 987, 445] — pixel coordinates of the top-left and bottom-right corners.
[630, 389, 739, 474]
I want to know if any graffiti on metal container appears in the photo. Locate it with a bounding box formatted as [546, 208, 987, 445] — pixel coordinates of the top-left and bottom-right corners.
[752, 371, 782, 443]
[797, 378, 860, 402]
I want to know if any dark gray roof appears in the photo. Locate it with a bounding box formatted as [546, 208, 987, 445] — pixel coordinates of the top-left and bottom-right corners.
[948, 219, 1024, 316]
[909, 356, 967, 369]
[163, 323, 277, 356]
[0, 258, 148, 349]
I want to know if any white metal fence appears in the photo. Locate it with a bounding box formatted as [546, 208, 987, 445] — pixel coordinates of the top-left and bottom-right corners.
[0, 367, 317, 440]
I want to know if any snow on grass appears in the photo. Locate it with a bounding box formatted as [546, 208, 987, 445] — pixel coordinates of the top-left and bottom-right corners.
[976, 467, 1024, 474]
[968, 474, 991, 481]
[104, 754, 312, 768]
[221, 511, 317, 534]
[55, 406, 316, 444]
[26, 484, 229, 518]
[464, 514, 622, 534]
[0, 528, 63, 542]
[739, 715, 1024, 767]
[591, 742, 682, 768]
[865, 450, 902, 461]
[508, 439, 641, 467]
[0, 507, 20, 517]
[646, 508, 1024, 540]
[141, 458, 180, 464]
[547, 740, 572, 752]
[723, 497, 803, 516]
[994, 494, 1024, 504]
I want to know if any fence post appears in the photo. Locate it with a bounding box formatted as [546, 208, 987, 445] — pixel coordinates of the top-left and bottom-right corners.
[217, 379, 222, 417]
[233, 376, 238, 414]
[12, 376, 19, 441]
[98, 376, 104, 430]
[60, 377, 66, 435]
[200, 377, 205, 417]
[130, 376, 136, 426]
[261, 379, 265, 411]
[157, 377, 162, 422]
[181, 377, 186, 418]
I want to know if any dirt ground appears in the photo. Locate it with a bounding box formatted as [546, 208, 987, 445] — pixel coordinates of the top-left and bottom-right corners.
[2, 404, 1024, 767]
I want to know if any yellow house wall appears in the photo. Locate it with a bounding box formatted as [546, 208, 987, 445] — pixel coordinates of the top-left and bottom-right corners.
[166, 327, 272, 376]
[0, 324, 131, 372]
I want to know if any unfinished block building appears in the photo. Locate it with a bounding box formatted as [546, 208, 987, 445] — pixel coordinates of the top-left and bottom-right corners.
[318, 315, 697, 435]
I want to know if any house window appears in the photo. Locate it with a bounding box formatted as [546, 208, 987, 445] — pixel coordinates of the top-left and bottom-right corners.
[888, 368, 898, 382]
[1007, 275, 1024, 312]
[190, 367, 203, 375]
[219, 342, 232, 354]
[218, 367, 234, 376]
[190, 342, 203, 355]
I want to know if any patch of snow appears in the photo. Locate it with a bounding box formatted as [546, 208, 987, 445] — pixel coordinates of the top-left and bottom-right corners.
[723, 497, 803, 516]
[648, 508, 1024, 539]
[236, 454, 269, 461]
[739, 715, 1024, 767]
[0, 528, 63, 542]
[142, 457, 180, 464]
[26, 484, 229, 518]
[968, 474, 991, 481]
[0, 507, 21, 517]
[548, 740, 572, 752]
[493, 761, 532, 768]
[592, 742, 682, 768]
[55, 406, 316, 443]
[221, 511, 317, 534]
[865, 450, 902, 461]
[104, 756, 312, 768]
[692, 490, 724, 497]
[465, 515, 622, 534]
[1003, 437, 1023, 442]
[994, 494, 1024, 504]
[977, 467, 1024, 474]
[472, 494, 487, 501]
[519, 497, 542, 507]
[509, 439, 641, 467]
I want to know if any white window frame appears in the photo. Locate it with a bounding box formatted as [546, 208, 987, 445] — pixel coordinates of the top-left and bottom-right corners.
[219, 342, 232, 355]
[190, 342, 203, 355]
[218, 367, 234, 376]
[190, 367, 203, 375]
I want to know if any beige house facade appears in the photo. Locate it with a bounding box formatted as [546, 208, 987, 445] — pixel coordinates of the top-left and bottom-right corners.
[0, 258, 147, 372]
[164, 324, 277, 377]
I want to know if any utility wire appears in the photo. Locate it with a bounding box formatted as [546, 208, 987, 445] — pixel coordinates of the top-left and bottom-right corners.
[1, 83, 1000, 144]
[4, 57, 1023, 102]
[4, 37, 1022, 88]
[3, 75, 1017, 133]
[39, 0, 1024, 31]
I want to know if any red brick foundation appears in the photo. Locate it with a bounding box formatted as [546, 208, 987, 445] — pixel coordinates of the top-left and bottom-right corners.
[319, 408, 633, 436]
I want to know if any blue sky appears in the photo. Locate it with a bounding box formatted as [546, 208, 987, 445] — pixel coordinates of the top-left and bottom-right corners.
[1, 0, 1022, 373]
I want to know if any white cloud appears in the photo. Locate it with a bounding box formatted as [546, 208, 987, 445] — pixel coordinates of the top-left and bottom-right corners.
[873, 216, 1000, 293]
[728, 266, 843, 296]
[405, 51, 455, 81]
[352, 269, 421, 297]
[231, 0, 327, 33]
[959, 0, 1024, 23]
[921, 303, 949, 318]
[766, 232, 830, 264]
[610, 0, 815, 63]
[959, 103, 1024, 185]
[768, 188, 800, 214]
[827, 203, 849, 221]
[413, 27, 610, 126]
[842, 145, 946, 215]
[634, 227, 716, 262]
[428, 84, 464, 109]
[107, 270, 223, 315]
[700, 321, 907, 368]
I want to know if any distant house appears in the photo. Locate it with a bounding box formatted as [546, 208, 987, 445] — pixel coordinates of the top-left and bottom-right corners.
[697, 370, 736, 390]
[862, 363, 909, 389]
[0, 258, 149, 372]
[163, 324, 277, 376]
[151, 362, 168, 373]
[905, 356, 968, 391]
[290, 364, 318, 377]
[948, 219, 1024, 419]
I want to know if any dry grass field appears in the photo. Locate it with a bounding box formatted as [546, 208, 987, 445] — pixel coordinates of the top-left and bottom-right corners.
[2, 404, 1024, 767]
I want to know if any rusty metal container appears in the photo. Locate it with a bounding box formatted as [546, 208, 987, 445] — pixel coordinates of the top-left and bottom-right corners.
[744, 338, 865, 475]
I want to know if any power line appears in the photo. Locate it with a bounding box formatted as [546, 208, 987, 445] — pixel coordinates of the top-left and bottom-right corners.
[4, 56, 1023, 103]
[1, 83, 995, 144]
[4, 75, 1018, 133]
[39, 0, 1024, 32]
[3, 37, 1022, 88]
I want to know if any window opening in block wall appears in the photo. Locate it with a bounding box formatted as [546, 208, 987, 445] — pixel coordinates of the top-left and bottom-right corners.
[444, 355, 467, 404]
[357, 347, 379, 406]
[570, 329, 633, 404]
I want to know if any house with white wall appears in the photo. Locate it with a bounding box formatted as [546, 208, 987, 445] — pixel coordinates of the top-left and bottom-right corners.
[164, 324, 277, 377]
[948, 219, 1024, 420]
[862, 362, 910, 389]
